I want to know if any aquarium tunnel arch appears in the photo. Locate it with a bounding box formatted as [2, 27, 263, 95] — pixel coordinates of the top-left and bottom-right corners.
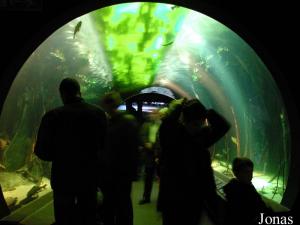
[0, 1, 297, 213]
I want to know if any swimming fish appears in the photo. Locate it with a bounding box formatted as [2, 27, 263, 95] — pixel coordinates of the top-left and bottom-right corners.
[27, 184, 47, 198]
[162, 41, 173, 46]
[231, 136, 238, 145]
[171, 5, 180, 10]
[73, 21, 82, 39]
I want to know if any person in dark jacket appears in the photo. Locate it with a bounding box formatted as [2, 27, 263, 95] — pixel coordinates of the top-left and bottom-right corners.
[158, 98, 230, 225]
[223, 157, 272, 225]
[138, 113, 161, 205]
[34, 78, 107, 225]
[100, 91, 139, 225]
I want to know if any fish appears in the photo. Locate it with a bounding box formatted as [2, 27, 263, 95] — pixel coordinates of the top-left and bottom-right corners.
[26, 184, 47, 198]
[162, 41, 173, 46]
[231, 136, 238, 145]
[73, 21, 82, 39]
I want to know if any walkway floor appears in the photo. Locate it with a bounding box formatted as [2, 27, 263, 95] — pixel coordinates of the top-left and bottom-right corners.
[14, 180, 163, 225]
[2, 178, 225, 225]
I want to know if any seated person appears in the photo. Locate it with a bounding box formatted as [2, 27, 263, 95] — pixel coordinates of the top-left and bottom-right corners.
[223, 157, 272, 225]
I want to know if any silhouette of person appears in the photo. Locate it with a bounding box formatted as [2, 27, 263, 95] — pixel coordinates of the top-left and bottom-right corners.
[158, 98, 230, 225]
[100, 91, 139, 225]
[126, 102, 143, 125]
[138, 113, 161, 205]
[0, 184, 10, 219]
[34, 78, 107, 225]
[223, 157, 272, 225]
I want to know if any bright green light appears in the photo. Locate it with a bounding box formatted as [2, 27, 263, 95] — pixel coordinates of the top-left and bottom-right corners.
[91, 2, 188, 91]
[154, 36, 163, 49]
[154, 4, 172, 22]
[107, 36, 115, 50]
[135, 23, 145, 33]
[111, 3, 141, 24]
[118, 2, 141, 14]
[152, 53, 158, 58]
[252, 177, 270, 189]
[127, 43, 137, 51]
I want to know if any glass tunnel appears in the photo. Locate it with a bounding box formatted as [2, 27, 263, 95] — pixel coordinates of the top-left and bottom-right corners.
[0, 2, 291, 213]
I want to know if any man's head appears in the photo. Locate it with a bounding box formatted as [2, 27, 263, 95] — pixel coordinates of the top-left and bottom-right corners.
[59, 78, 81, 104]
[182, 99, 206, 123]
[232, 157, 254, 184]
[101, 91, 122, 115]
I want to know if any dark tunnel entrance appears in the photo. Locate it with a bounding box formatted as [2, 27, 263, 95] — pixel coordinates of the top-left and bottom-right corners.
[124, 89, 175, 121]
[0, 1, 298, 223]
